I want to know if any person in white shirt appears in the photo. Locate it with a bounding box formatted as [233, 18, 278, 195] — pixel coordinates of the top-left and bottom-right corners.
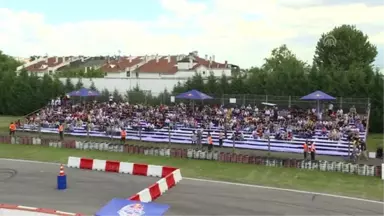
[328, 103, 334, 116]
[337, 108, 343, 117]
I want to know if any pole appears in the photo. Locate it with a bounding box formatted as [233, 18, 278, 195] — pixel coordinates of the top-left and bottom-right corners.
[232, 137, 235, 153]
[268, 136, 271, 153]
[86, 122, 90, 141]
[348, 141, 351, 159]
[168, 127, 171, 149]
[364, 98, 371, 142]
[288, 95, 291, 108]
[38, 122, 42, 138]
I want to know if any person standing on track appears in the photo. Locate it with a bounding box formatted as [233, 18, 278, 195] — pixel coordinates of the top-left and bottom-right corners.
[207, 133, 213, 152]
[359, 140, 368, 161]
[9, 122, 16, 137]
[310, 141, 316, 160]
[191, 131, 197, 147]
[120, 128, 126, 145]
[58, 123, 64, 141]
[196, 128, 202, 149]
[219, 131, 224, 148]
[303, 140, 309, 160]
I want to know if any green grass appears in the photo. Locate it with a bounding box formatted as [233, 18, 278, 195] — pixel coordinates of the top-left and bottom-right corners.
[367, 133, 384, 152]
[0, 116, 22, 131]
[0, 143, 382, 201]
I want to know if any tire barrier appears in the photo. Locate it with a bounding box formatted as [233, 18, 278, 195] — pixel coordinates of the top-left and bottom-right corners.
[1, 135, 382, 178]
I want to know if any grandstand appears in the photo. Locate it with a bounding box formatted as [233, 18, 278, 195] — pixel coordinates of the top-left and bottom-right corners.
[18, 97, 369, 157]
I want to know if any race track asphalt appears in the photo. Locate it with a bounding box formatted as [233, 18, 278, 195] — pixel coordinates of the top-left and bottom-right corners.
[0, 159, 158, 214]
[157, 179, 384, 215]
[1, 159, 383, 215]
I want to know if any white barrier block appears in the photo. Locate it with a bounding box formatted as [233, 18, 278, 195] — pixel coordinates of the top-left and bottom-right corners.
[98, 143, 109, 151]
[172, 169, 182, 183]
[147, 165, 163, 177]
[368, 152, 376, 158]
[138, 188, 152, 203]
[157, 178, 169, 194]
[164, 149, 170, 157]
[75, 141, 83, 149]
[67, 156, 81, 168]
[382, 164, 384, 180]
[119, 162, 134, 174]
[92, 159, 106, 171]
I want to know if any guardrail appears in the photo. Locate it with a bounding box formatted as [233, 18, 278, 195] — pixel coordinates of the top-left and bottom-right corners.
[17, 125, 364, 157]
[0, 135, 382, 178]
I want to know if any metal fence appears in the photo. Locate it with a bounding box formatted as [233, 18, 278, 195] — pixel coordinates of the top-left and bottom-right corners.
[121, 92, 370, 113]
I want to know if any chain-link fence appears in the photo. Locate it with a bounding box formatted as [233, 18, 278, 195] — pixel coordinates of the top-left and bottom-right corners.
[219, 94, 370, 113]
[120, 92, 369, 114]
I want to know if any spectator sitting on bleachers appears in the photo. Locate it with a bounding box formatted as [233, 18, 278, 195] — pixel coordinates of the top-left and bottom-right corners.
[328, 128, 340, 140]
[231, 129, 244, 141]
[23, 100, 367, 146]
[252, 129, 258, 139]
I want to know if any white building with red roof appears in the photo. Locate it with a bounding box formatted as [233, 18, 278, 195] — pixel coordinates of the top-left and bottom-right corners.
[18, 51, 236, 94]
[19, 51, 233, 79]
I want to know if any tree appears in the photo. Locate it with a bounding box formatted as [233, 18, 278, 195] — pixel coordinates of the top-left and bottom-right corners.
[100, 88, 110, 102]
[125, 85, 148, 104]
[204, 72, 218, 94]
[314, 24, 378, 71]
[262, 44, 309, 95]
[0, 51, 67, 115]
[64, 77, 75, 92]
[230, 74, 248, 94]
[112, 89, 123, 102]
[75, 78, 84, 89]
[89, 81, 97, 90]
[170, 25, 382, 133]
[157, 89, 171, 104]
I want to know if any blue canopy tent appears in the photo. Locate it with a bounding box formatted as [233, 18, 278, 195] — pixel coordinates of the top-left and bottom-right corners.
[300, 90, 336, 115]
[175, 89, 213, 111]
[175, 89, 213, 100]
[67, 87, 100, 97]
[95, 198, 170, 216]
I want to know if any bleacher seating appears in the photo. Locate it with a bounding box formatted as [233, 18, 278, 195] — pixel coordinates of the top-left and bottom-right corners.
[20, 123, 365, 156]
[18, 101, 368, 157]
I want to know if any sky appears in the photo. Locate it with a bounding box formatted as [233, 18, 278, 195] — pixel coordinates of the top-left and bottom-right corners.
[0, 0, 383, 69]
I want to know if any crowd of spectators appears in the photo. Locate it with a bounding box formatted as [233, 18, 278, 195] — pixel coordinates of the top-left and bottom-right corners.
[23, 98, 367, 142]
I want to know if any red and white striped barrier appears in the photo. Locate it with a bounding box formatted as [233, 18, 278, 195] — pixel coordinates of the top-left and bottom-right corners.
[67, 156, 178, 178]
[0, 203, 83, 216]
[67, 156, 182, 202]
[128, 168, 182, 202]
